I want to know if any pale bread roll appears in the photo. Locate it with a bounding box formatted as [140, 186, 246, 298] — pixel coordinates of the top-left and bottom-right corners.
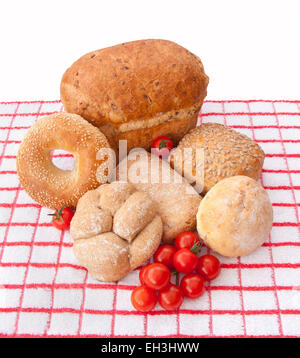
[196, 176, 273, 257]
[71, 181, 163, 282]
[73, 232, 130, 282]
[113, 191, 157, 242]
[116, 150, 201, 243]
[98, 181, 135, 216]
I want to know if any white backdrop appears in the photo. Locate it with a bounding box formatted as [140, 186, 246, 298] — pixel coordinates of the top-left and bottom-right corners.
[0, 0, 299, 101]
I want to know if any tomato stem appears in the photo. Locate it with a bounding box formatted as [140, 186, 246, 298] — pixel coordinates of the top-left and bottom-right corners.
[48, 205, 66, 222]
[159, 140, 168, 149]
[190, 240, 202, 255]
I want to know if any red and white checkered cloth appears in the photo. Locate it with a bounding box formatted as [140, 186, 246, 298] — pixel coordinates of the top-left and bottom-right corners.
[0, 100, 300, 338]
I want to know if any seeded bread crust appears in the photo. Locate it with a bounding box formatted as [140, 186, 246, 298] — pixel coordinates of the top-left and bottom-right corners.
[196, 176, 273, 257]
[170, 123, 265, 195]
[60, 39, 209, 152]
[71, 181, 163, 282]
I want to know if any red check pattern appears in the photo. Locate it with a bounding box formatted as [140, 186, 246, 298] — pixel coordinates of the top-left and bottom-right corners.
[0, 100, 300, 338]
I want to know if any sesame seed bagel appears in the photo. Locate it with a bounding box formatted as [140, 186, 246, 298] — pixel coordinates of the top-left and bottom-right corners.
[170, 123, 265, 195]
[16, 112, 113, 209]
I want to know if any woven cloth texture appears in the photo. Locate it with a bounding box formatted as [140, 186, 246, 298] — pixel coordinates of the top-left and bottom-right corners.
[0, 100, 299, 338]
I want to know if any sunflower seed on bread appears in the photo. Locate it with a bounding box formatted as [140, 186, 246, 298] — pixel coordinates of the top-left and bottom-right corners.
[170, 123, 265, 194]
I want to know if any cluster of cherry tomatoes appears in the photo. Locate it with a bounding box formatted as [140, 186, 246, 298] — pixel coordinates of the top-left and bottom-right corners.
[131, 231, 221, 312]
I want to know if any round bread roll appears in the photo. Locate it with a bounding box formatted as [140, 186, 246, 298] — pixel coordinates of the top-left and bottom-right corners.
[170, 123, 265, 195]
[16, 112, 113, 209]
[196, 176, 273, 257]
[116, 150, 201, 243]
[61, 39, 209, 153]
[70, 181, 163, 282]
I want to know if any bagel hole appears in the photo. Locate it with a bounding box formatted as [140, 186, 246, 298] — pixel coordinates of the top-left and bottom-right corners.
[50, 149, 75, 171]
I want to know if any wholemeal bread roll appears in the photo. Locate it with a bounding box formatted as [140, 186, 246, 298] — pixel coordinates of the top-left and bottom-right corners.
[196, 176, 273, 257]
[16, 113, 113, 209]
[116, 150, 201, 243]
[60, 39, 209, 153]
[170, 123, 265, 194]
[71, 181, 163, 282]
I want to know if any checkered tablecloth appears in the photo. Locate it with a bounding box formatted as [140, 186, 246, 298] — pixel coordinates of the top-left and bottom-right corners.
[0, 100, 299, 338]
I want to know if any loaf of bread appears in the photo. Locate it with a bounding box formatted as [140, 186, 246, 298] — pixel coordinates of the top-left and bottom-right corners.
[71, 181, 163, 282]
[170, 123, 265, 194]
[196, 176, 273, 257]
[116, 150, 201, 243]
[61, 39, 209, 153]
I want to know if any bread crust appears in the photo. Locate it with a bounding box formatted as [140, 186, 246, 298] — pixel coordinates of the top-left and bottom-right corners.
[71, 181, 163, 282]
[116, 150, 201, 243]
[16, 113, 113, 209]
[196, 176, 273, 257]
[170, 123, 265, 194]
[116, 109, 199, 154]
[60, 39, 209, 151]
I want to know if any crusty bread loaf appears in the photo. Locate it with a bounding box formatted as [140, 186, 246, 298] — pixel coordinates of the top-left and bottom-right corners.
[196, 176, 273, 257]
[116, 150, 201, 243]
[60, 39, 209, 152]
[170, 123, 265, 195]
[71, 181, 163, 282]
[16, 113, 113, 209]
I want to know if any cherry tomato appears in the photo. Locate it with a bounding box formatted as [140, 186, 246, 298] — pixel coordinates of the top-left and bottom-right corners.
[151, 136, 174, 159]
[173, 248, 198, 274]
[197, 254, 221, 281]
[180, 273, 206, 299]
[153, 245, 176, 269]
[131, 286, 157, 312]
[143, 263, 171, 290]
[49, 206, 74, 231]
[175, 232, 201, 250]
[158, 284, 184, 310]
[139, 264, 152, 285]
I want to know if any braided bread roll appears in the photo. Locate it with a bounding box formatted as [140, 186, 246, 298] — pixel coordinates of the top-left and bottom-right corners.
[70, 181, 163, 282]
